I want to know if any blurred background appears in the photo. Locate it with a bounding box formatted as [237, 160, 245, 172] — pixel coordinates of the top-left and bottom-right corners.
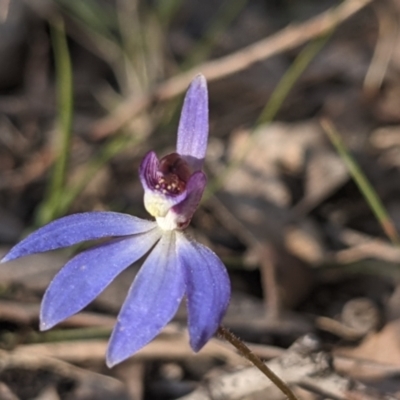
[1, 0, 400, 399]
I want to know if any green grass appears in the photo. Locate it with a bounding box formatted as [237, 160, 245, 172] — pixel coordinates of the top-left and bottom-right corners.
[204, 33, 331, 201]
[321, 119, 400, 245]
[35, 17, 73, 227]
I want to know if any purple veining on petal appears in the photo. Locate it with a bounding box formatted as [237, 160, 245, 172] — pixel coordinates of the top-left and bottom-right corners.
[140, 152, 191, 198]
[139, 151, 160, 191]
[40, 228, 162, 331]
[172, 171, 207, 229]
[140, 152, 195, 219]
[1, 212, 157, 263]
[177, 74, 209, 172]
[176, 232, 230, 352]
[106, 231, 185, 367]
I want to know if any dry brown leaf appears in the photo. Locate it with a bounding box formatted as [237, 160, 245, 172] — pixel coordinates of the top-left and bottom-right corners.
[335, 319, 400, 366]
[209, 120, 339, 255]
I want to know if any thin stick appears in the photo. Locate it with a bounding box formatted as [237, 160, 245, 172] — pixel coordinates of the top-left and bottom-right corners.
[363, 1, 398, 97]
[92, 0, 373, 139]
[217, 325, 300, 400]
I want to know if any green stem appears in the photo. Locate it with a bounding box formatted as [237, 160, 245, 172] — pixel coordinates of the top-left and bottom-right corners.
[321, 118, 400, 245]
[217, 325, 299, 400]
[35, 16, 73, 226]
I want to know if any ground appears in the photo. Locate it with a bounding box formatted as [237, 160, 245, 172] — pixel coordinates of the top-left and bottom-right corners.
[0, 0, 400, 399]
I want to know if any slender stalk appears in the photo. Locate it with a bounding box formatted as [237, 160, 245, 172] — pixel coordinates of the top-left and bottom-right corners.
[217, 325, 299, 400]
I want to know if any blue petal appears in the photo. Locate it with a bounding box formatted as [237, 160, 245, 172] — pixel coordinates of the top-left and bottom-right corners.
[176, 232, 230, 351]
[177, 74, 209, 172]
[1, 212, 157, 263]
[106, 231, 185, 367]
[40, 228, 162, 330]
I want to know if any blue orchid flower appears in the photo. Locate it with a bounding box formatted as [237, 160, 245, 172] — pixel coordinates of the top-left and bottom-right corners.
[0, 75, 231, 367]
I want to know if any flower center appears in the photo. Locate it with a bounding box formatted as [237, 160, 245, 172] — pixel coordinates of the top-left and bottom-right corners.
[156, 153, 191, 195]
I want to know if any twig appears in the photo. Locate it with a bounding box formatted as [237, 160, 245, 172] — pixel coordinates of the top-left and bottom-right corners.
[92, 0, 374, 139]
[178, 335, 393, 400]
[0, 146, 54, 190]
[363, 1, 398, 98]
[0, 0, 11, 22]
[0, 300, 116, 328]
[14, 332, 244, 365]
[258, 246, 281, 319]
[0, 349, 125, 396]
[326, 226, 400, 264]
[13, 331, 400, 397]
[334, 354, 400, 380]
[251, 341, 400, 381]
[217, 325, 299, 400]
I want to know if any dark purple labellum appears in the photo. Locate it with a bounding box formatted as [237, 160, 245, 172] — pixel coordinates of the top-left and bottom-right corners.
[156, 153, 191, 195]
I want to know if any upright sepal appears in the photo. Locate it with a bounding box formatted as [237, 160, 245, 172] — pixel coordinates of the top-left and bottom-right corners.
[177, 74, 209, 171]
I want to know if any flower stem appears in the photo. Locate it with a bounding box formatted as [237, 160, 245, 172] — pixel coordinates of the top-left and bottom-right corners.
[217, 325, 299, 400]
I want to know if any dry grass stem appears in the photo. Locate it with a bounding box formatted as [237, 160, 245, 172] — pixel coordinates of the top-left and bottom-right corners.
[92, 0, 374, 139]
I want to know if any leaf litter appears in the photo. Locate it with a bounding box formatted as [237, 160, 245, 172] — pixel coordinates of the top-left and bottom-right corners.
[1, 0, 400, 399]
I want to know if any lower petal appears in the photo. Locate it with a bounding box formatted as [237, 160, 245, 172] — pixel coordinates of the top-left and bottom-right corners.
[176, 232, 230, 351]
[1, 212, 156, 263]
[107, 231, 185, 367]
[40, 228, 162, 330]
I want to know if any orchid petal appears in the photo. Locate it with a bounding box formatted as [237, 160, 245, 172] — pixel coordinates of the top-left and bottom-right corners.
[177, 74, 208, 171]
[172, 171, 207, 226]
[107, 231, 185, 366]
[40, 228, 162, 330]
[139, 151, 159, 191]
[140, 151, 188, 218]
[176, 233, 230, 351]
[1, 212, 157, 263]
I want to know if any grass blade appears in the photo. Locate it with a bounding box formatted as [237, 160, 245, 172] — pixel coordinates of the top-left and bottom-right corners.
[35, 16, 73, 226]
[204, 33, 331, 200]
[321, 118, 400, 245]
